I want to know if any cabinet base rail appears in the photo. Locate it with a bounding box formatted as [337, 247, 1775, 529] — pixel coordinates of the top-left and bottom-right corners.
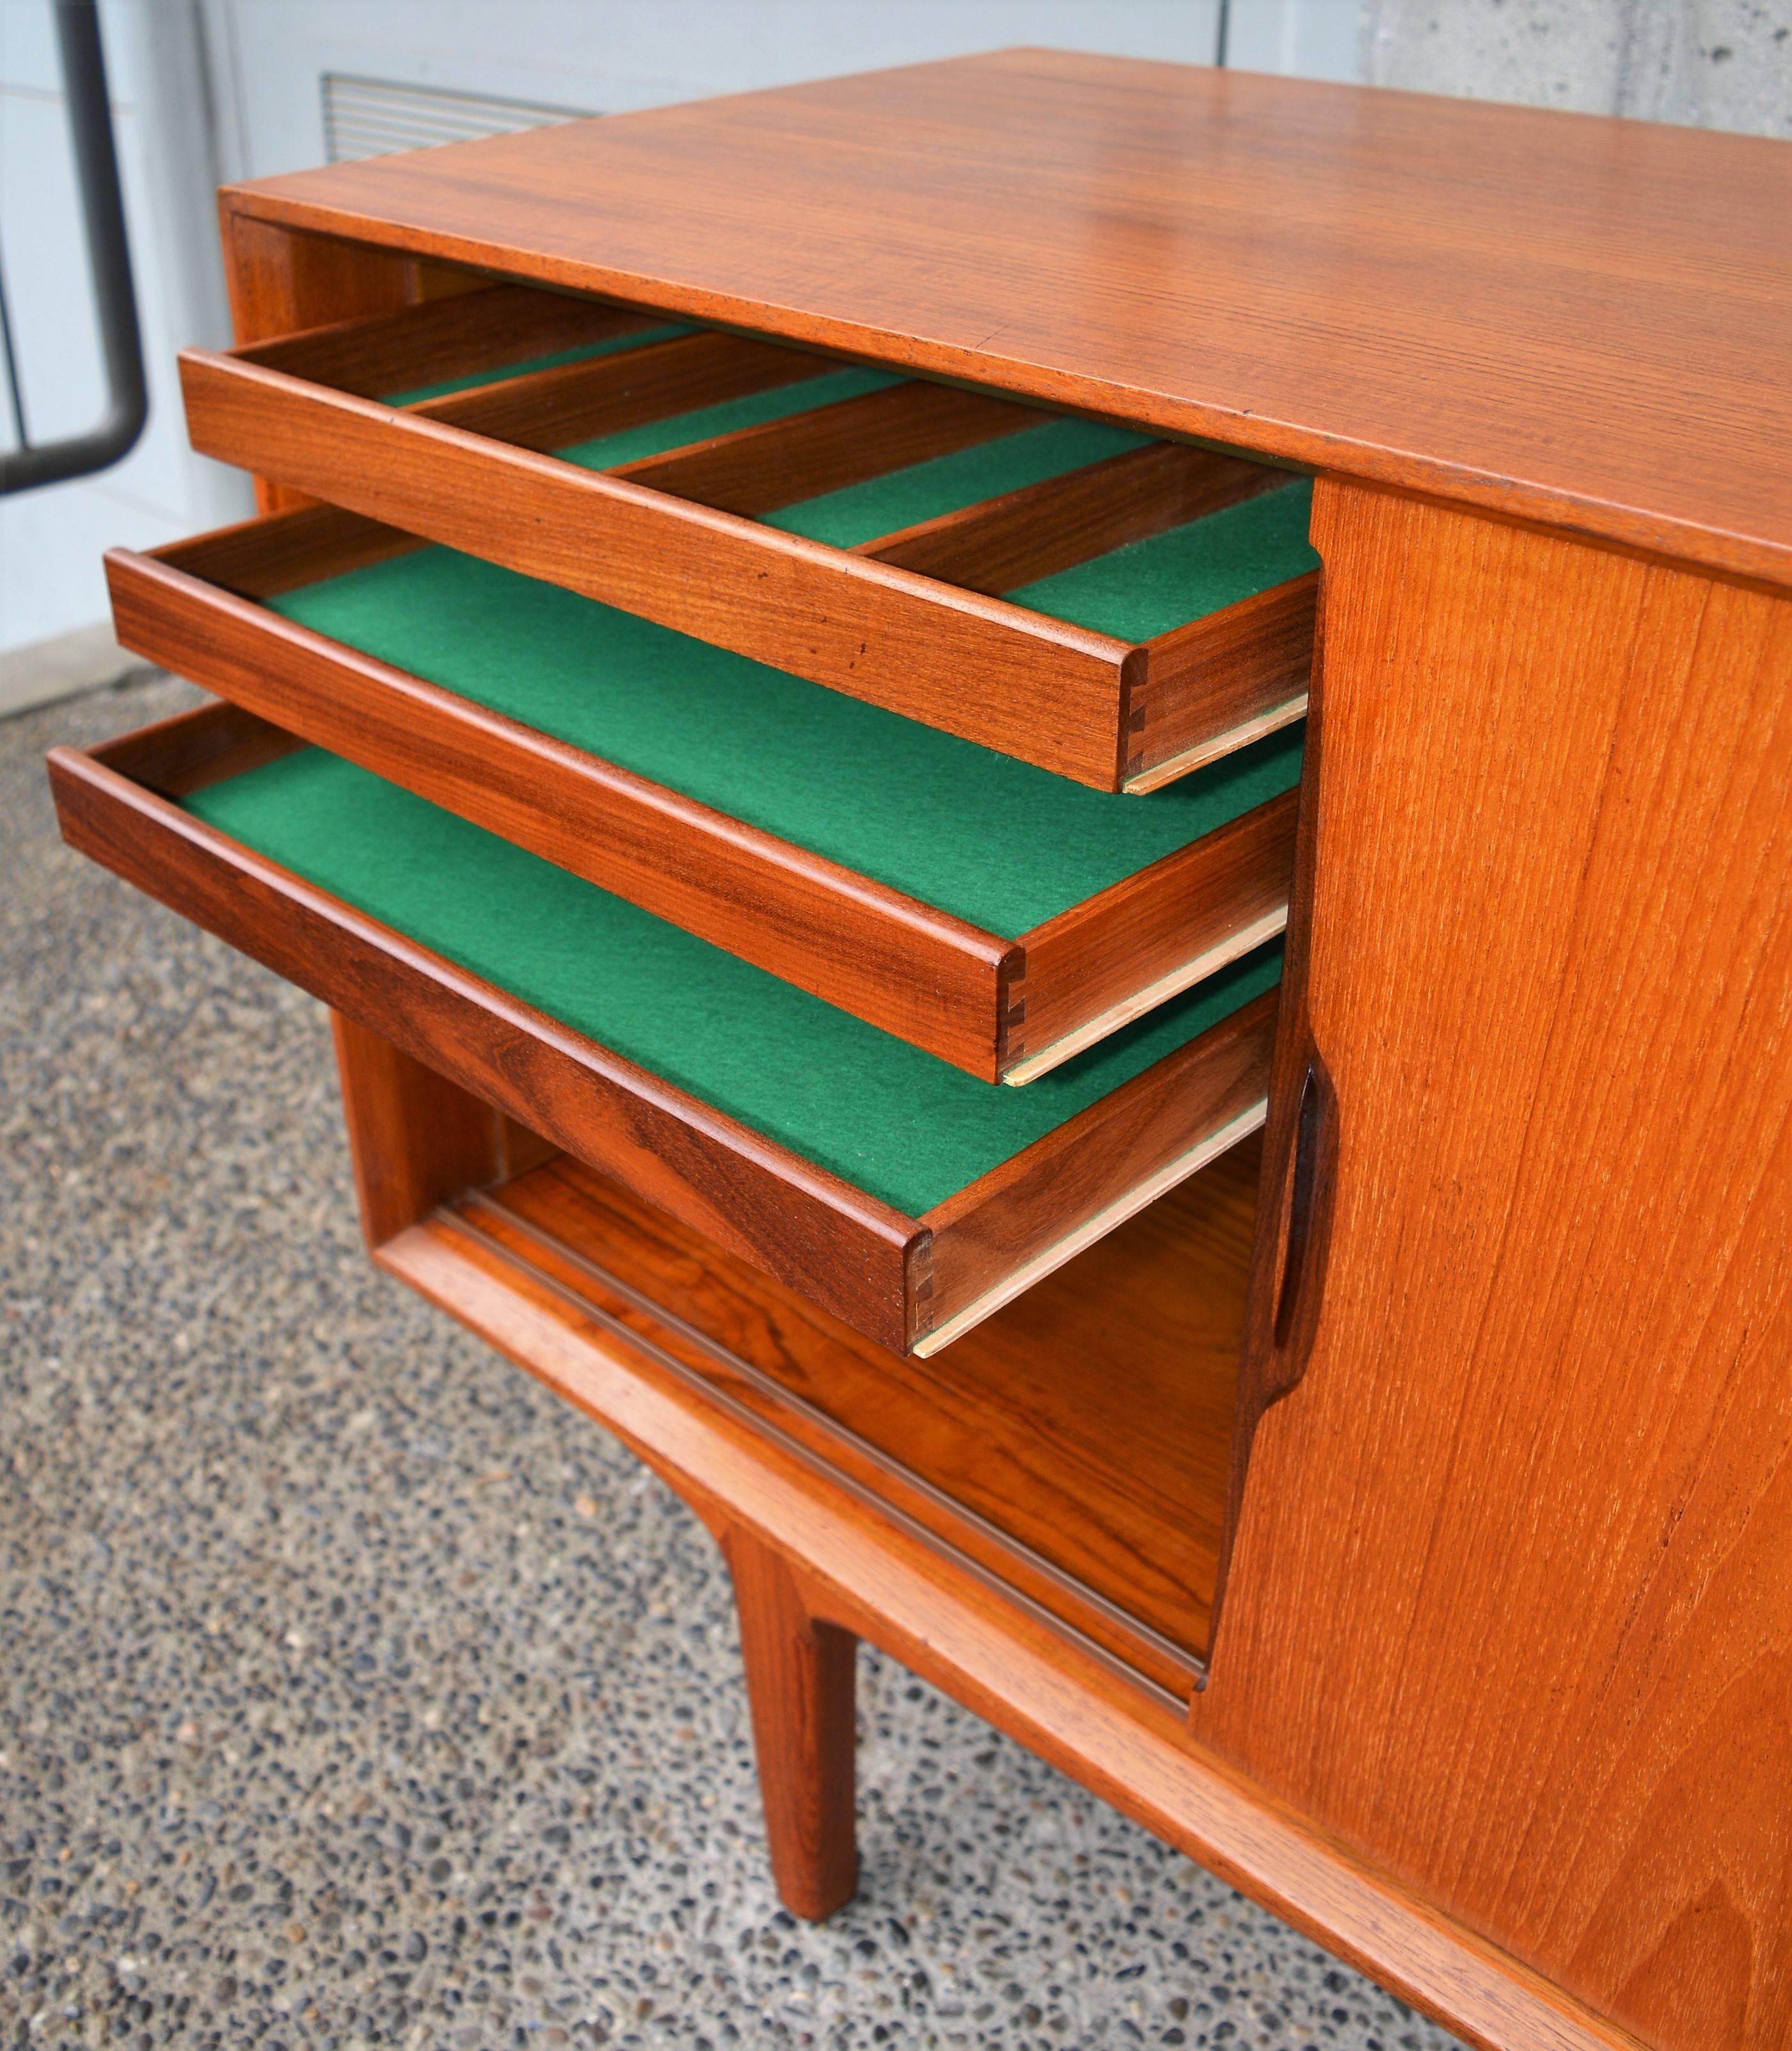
[379, 1212, 1642, 2051]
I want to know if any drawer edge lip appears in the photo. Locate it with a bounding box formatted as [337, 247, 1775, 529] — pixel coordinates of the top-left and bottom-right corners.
[1003, 909, 1289, 1087]
[921, 987, 1280, 1345]
[912, 1097, 1270, 1355]
[106, 542, 1019, 1082]
[1127, 575, 1318, 789]
[45, 731, 920, 1351]
[1123, 696, 1310, 795]
[1009, 789, 1299, 1076]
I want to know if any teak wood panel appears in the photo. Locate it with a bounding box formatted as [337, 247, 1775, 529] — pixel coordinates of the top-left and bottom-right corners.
[1198, 483, 1792, 2051]
[221, 211, 417, 353]
[328, 1011, 555, 1247]
[215, 52, 1792, 590]
[179, 289, 1318, 790]
[47, 702, 1276, 1355]
[107, 508, 1297, 1080]
[330, 1008, 505, 1245]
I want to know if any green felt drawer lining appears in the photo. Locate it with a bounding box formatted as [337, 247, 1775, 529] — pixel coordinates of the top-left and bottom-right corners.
[182, 749, 1283, 1218]
[267, 547, 1306, 939]
[383, 323, 1317, 649]
[761, 416, 1150, 547]
[556, 364, 904, 470]
[383, 323, 697, 406]
[580, 398, 1316, 640]
[1011, 481, 1319, 642]
[763, 435, 1318, 644]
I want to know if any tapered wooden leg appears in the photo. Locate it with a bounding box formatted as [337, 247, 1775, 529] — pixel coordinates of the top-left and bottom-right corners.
[726, 1529, 859, 1919]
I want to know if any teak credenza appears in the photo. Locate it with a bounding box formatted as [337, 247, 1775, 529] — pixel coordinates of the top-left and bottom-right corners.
[49, 51, 1792, 2051]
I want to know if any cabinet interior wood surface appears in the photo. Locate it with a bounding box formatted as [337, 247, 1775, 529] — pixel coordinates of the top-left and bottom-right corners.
[45, 47, 1792, 2051]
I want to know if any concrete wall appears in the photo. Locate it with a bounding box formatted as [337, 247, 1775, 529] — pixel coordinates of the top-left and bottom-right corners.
[1, 0, 1787, 666]
[1361, 0, 1791, 135]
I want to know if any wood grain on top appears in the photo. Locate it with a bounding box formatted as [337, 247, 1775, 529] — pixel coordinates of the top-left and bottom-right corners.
[219, 49, 1792, 588]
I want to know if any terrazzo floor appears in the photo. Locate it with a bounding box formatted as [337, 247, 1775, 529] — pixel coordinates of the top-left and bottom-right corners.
[1, 672, 1464, 2051]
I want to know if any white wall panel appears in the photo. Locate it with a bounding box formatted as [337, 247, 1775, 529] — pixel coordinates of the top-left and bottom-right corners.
[205, 1, 1230, 179]
[1, 0, 251, 656]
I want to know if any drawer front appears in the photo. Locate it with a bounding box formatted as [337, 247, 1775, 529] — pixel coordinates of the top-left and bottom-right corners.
[49, 705, 1276, 1355]
[180, 281, 1319, 792]
[108, 504, 1301, 1083]
[107, 522, 1015, 1082]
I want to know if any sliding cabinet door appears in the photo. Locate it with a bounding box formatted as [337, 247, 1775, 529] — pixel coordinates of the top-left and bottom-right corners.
[1193, 480, 1792, 2051]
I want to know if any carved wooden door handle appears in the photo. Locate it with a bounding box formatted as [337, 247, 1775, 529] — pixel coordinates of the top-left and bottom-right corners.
[1273, 1047, 1336, 1365]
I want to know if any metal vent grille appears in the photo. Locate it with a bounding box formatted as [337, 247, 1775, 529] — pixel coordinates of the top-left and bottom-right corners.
[321, 74, 595, 163]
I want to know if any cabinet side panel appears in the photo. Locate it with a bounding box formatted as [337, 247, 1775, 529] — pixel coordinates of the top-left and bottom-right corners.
[1193, 483, 1792, 2051]
[331, 1010, 505, 1247]
[217, 205, 470, 511]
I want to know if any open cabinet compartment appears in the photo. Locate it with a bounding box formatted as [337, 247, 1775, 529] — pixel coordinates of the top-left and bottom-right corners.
[48, 700, 1279, 1357]
[335, 1009, 1264, 1700]
[106, 502, 1301, 1082]
[178, 276, 1320, 792]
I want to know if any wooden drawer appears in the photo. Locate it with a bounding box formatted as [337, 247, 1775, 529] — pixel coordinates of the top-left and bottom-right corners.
[178, 280, 1319, 792]
[49, 703, 1278, 1356]
[107, 504, 1299, 1083]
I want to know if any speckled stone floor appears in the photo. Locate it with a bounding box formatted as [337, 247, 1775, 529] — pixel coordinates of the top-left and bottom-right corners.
[1, 673, 1464, 2051]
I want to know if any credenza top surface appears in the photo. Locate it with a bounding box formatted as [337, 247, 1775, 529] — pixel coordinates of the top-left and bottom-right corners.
[225, 47, 1792, 590]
